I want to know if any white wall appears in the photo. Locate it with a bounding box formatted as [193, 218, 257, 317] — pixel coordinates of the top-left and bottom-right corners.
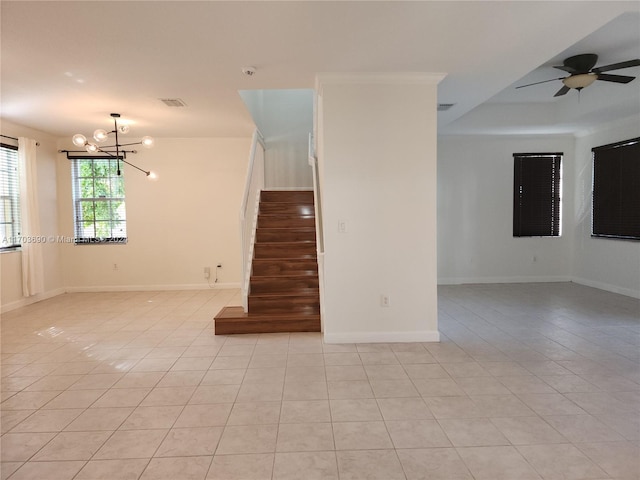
[317, 74, 441, 343]
[57, 137, 250, 291]
[1, 121, 64, 311]
[437, 134, 575, 284]
[571, 117, 640, 298]
[264, 137, 313, 189]
[239, 89, 313, 189]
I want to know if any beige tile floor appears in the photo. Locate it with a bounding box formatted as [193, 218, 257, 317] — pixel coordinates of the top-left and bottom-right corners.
[1, 283, 638, 479]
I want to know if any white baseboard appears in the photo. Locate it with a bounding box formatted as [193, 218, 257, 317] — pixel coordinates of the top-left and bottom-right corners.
[570, 277, 640, 299]
[1, 287, 66, 313]
[265, 187, 313, 191]
[65, 283, 240, 293]
[438, 275, 571, 285]
[324, 330, 440, 344]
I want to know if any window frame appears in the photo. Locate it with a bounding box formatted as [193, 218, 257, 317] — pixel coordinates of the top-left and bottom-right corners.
[513, 152, 562, 238]
[70, 156, 128, 245]
[1, 143, 21, 251]
[591, 137, 640, 241]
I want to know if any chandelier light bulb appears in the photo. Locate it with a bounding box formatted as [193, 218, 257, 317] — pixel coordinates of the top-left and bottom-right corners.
[72, 134, 87, 147]
[93, 129, 109, 142]
[118, 124, 130, 134]
[141, 136, 155, 148]
[85, 143, 98, 153]
[147, 171, 158, 181]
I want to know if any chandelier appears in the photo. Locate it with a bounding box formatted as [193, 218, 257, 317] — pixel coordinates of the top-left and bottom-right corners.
[62, 113, 156, 179]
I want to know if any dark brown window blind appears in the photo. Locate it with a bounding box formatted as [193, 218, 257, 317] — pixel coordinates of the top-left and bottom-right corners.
[592, 138, 640, 240]
[513, 153, 562, 237]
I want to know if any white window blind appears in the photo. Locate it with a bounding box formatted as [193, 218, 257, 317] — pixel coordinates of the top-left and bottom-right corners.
[1, 143, 21, 250]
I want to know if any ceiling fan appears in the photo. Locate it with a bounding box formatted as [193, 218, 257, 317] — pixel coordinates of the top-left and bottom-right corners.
[516, 53, 640, 97]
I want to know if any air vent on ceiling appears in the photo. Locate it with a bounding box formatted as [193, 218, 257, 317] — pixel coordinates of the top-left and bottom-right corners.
[437, 103, 455, 111]
[159, 98, 187, 107]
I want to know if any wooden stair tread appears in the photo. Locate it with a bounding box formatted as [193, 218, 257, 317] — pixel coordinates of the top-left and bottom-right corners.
[259, 213, 314, 217]
[257, 240, 316, 245]
[249, 291, 319, 298]
[260, 191, 314, 203]
[215, 306, 318, 320]
[250, 276, 319, 281]
[252, 256, 318, 261]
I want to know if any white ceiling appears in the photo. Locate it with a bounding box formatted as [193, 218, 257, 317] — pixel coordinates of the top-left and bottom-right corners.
[1, 1, 639, 139]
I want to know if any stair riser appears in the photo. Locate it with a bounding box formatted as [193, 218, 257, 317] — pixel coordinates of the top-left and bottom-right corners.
[250, 277, 319, 294]
[215, 317, 321, 335]
[249, 296, 320, 314]
[260, 204, 315, 216]
[261, 191, 314, 204]
[256, 229, 316, 243]
[252, 260, 318, 276]
[258, 216, 315, 229]
[254, 243, 316, 259]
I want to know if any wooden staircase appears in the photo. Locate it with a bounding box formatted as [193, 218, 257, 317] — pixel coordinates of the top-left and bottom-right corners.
[214, 190, 321, 334]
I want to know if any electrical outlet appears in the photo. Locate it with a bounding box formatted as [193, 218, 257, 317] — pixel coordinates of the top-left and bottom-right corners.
[338, 220, 347, 233]
[204, 267, 210, 279]
[381, 294, 391, 307]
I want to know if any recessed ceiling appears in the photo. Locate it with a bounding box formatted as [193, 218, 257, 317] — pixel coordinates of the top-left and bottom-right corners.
[1, 2, 638, 138]
[443, 11, 640, 135]
[491, 12, 640, 105]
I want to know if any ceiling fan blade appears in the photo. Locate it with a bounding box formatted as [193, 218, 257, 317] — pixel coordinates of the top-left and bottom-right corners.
[596, 73, 636, 84]
[554, 65, 577, 74]
[554, 85, 570, 97]
[516, 77, 565, 89]
[593, 59, 640, 73]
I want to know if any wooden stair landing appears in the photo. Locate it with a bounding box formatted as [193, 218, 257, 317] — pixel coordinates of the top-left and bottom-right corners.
[214, 306, 320, 335]
[214, 190, 321, 335]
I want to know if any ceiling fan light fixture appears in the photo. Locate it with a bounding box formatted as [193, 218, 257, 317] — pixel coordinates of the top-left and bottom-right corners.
[562, 73, 598, 90]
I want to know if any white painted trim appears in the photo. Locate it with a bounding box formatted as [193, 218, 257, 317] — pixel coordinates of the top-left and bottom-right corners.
[1, 287, 65, 313]
[265, 187, 313, 191]
[65, 283, 240, 293]
[438, 275, 571, 285]
[317, 252, 326, 333]
[570, 277, 640, 299]
[324, 330, 440, 344]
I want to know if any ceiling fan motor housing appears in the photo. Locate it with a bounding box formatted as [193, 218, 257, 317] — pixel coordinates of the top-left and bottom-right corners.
[564, 54, 598, 73]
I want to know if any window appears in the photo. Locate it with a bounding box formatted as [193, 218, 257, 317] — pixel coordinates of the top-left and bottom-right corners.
[1, 143, 21, 250]
[71, 157, 127, 244]
[592, 138, 640, 240]
[513, 153, 562, 237]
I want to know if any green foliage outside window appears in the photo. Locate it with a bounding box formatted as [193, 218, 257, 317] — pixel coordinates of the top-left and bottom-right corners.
[72, 158, 127, 242]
